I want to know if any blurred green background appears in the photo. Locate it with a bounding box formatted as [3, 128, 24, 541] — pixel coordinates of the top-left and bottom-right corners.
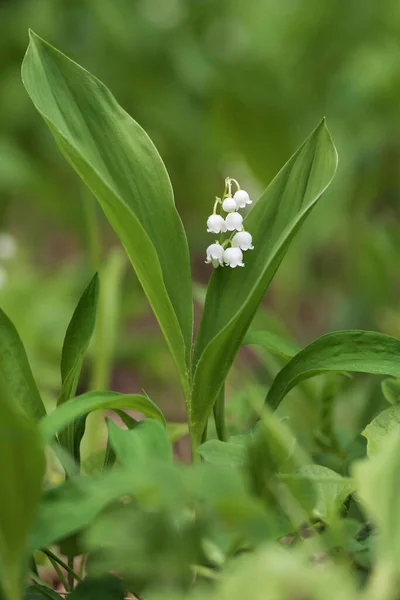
[1, 0, 400, 437]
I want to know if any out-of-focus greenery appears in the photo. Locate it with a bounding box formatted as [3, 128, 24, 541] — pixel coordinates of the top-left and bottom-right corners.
[1, 0, 400, 408]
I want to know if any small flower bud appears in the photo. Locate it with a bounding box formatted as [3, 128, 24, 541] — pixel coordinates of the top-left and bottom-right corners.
[222, 197, 237, 213]
[205, 243, 224, 268]
[207, 214, 227, 234]
[225, 212, 243, 232]
[234, 189, 252, 209]
[223, 247, 244, 268]
[232, 231, 254, 251]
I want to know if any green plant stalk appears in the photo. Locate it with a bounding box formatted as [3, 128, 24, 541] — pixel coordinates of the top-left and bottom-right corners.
[42, 549, 82, 584]
[46, 553, 70, 592]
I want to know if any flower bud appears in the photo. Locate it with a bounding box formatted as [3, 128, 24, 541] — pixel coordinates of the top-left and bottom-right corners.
[222, 197, 237, 213]
[234, 189, 252, 209]
[207, 214, 227, 234]
[232, 231, 254, 251]
[205, 243, 224, 268]
[225, 212, 243, 232]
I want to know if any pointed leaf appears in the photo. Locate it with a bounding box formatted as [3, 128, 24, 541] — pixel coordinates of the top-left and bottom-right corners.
[58, 274, 99, 461]
[197, 440, 246, 466]
[0, 389, 45, 600]
[0, 307, 46, 420]
[22, 32, 192, 394]
[40, 391, 165, 443]
[266, 330, 400, 411]
[192, 121, 337, 443]
[381, 378, 400, 405]
[59, 273, 99, 402]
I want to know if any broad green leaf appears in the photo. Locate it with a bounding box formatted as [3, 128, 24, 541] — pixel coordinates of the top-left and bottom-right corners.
[40, 391, 165, 443]
[280, 465, 355, 525]
[0, 389, 45, 600]
[243, 329, 301, 359]
[22, 32, 192, 395]
[58, 274, 99, 461]
[0, 307, 46, 420]
[381, 378, 400, 405]
[362, 405, 400, 457]
[59, 273, 99, 403]
[266, 330, 400, 411]
[352, 433, 400, 577]
[192, 121, 337, 444]
[68, 575, 124, 600]
[197, 440, 246, 466]
[107, 419, 172, 466]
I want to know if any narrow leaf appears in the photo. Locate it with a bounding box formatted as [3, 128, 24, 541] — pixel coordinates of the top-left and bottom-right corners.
[0, 307, 46, 420]
[22, 32, 192, 394]
[58, 274, 99, 462]
[266, 330, 400, 411]
[192, 121, 337, 443]
[59, 273, 99, 402]
[40, 391, 165, 443]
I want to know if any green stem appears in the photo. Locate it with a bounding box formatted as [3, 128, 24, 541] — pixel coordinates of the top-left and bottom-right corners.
[42, 549, 82, 584]
[68, 558, 75, 591]
[46, 553, 70, 592]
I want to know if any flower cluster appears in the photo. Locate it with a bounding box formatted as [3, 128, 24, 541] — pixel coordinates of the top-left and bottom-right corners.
[205, 178, 253, 269]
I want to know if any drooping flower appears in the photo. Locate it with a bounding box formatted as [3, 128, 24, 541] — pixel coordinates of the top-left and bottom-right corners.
[207, 214, 227, 234]
[234, 189, 252, 209]
[225, 211, 243, 232]
[223, 246, 244, 268]
[232, 231, 254, 251]
[205, 243, 224, 268]
[222, 196, 237, 213]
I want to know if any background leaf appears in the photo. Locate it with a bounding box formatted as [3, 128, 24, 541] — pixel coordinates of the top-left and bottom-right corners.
[0, 308, 46, 420]
[243, 329, 301, 359]
[362, 405, 400, 457]
[267, 330, 400, 411]
[191, 121, 337, 444]
[107, 419, 172, 467]
[22, 31, 192, 395]
[0, 389, 45, 600]
[197, 440, 246, 467]
[40, 391, 166, 443]
[68, 575, 124, 600]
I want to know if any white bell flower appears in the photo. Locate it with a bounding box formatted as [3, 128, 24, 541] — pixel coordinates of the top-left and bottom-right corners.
[223, 247, 244, 268]
[222, 197, 237, 213]
[234, 189, 252, 209]
[205, 243, 224, 268]
[232, 231, 254, 251]
[225, 211, 243, 232]
[207, 214, 227, 234]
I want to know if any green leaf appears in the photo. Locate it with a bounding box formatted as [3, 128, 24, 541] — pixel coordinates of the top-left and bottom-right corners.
[59, 273, 99, 402]
[362, 405, 400, 457]
[22, 32, 192, 396]
[243, 329, 301, 359]
[0, 389, 45, 600]
[381, 378, 400, 405]
[40, 391, 165, 443]
[68, 575, 124, 600]
[197, 439, 246, 466]
[58, 274, 99, 461]
[0, 307, 46, 420]
[107, 419, 172, 467]
[191, 120, 337, 444]
[280, 465, 355, 525]
[266, 330, 400, 411]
